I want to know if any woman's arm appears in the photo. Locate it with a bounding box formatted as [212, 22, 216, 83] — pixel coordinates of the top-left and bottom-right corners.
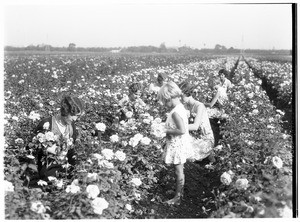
[205, 89, 220, 108]
[188, 104, 204, 131]
[165, 112, 185, 136]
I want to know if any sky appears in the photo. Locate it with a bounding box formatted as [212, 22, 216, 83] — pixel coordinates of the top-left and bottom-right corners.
[2, 0, 294, 50]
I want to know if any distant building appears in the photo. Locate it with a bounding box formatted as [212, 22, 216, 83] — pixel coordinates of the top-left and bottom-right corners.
[110, 48, 121, 53]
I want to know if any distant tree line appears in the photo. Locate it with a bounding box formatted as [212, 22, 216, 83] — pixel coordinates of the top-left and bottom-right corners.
[4, 43, 291, 55]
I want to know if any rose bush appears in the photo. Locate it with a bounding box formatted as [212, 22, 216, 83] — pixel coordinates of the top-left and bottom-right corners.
[4, 54, 293, 219]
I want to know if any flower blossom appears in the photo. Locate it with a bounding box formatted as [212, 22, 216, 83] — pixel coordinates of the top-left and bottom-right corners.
[151, 122, 166, 138]
[125, 111, 133, 119]
[140, 137, 151, 145]
[86, 184, 100, 199]
[220, 171, 232, 185]
[272, 156, 283, 169]
[95, 122, 106, 132]
[15, 138, 24, 144]
[91, 197, 109, 215]
[46, 144, 57, 155]
[115, 150, 126, 161]
[43, 122, 50, 130]
[4, 180, 14, 193]
[110, 134, 119, 143]
[66, 180, 81, 194]
[30, 201, 47, 214]
[37, 180, 48, 186]
[28, 111, 41, 121]
[101, 149, 114, 160]
[130, 178, 142, 187]
[235, 178, 249, 190]
[87, 172, 98, 182]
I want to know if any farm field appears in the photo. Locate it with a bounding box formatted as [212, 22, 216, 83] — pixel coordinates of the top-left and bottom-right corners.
[3, 52, 295, 219]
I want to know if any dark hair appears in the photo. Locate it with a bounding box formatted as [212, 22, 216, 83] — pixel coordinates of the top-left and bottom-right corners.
[60, 96, 84, 116]
[128, 82, 141, 94]
[178, 81, 195, 97]
[218, 69, 228, 76]
[157, 73, 167, 80]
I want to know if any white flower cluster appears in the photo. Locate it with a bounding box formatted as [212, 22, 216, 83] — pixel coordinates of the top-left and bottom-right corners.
[65, 179, 81, 194]
[95, 122, 106, 132]
[130, 177, 142, 187]
[48, 176, 64, 189]
[86, 184, 100, 199]
[129, 133, 151, 147]
[4, 180, 14, 193]
[91, 197, 109, 215]
[220, 170, 234, 185]
[91, 149, 126, 168]
[150, 118, 166, 139]
[28, 111, 41, 121]
[235, 178, 249, 190]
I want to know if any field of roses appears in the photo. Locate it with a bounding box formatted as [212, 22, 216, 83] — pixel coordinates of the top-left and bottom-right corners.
[3, 53, 294, 219]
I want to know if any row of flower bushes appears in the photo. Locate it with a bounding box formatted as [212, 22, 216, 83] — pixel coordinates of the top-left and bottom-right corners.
[209, 59, 293, 218]
[243, 57, 292, 108]
[4, 54, 293, 219]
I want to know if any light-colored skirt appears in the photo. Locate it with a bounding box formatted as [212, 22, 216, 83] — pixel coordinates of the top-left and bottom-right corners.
[186, 136, 214, 162]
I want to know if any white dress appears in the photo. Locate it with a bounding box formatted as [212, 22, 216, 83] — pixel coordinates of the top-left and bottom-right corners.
[185, 101, 214, 162]
[163, 103, 192, 165]
[207, 86, 228, 119]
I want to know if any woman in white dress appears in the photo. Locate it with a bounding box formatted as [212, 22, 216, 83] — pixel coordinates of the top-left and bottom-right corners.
[179, 81, 215, 163]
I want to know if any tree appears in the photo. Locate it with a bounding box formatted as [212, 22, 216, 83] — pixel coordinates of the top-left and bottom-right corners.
[68, 43, 76, 51]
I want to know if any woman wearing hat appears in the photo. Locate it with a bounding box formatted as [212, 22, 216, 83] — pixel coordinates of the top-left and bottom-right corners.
[178, 81, 215, 163]
[31, 95, 84, 182]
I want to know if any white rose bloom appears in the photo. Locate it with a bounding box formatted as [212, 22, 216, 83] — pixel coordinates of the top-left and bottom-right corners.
[143, 118, 151, 124]
[220, 172, 232, 185]
[95, 122, 106, 132]
[115, 150, 126, 161]
[153, 117, 162, 123]
[43, 122, 50, 130]
[110, 134, 119, 143]
[252, 109, 259, 115]
[45, 131, 56, 141]
[65, 183, 81, 194]
[48, 176, 57, 182]
[4, 180, 14, 193]
[91, 197, 109, 215]
[46, 144, 57, 155]
[134, 133, 143, 141]
[37, 180, 48, 186]
[129, 137, 139, 147]
[30, 201, 47, 214]
[125, 111, 133, 119]
[131, 178, 142, 187]
[86, 184, 100, 199]
[37, 133, 46, 143]
[56, 180, 64, 189]
[99, 160, 114, 169]
[92, 153, 103, 160]
[278, 205, 293, 217]
[28, 111, 41, 121]
[12, 116, 19, 121]
[121, 141, 128, 147]
[272, 156, 283, 169]
[101, 149, 114, 160]
[15, 138, 24, 144]
[87, 173, 98, 182]
[235, 178, 249, 190]
[140, 137, 151, 145]
[125, 204, 133, 211]
[151, 122, 166, 138]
